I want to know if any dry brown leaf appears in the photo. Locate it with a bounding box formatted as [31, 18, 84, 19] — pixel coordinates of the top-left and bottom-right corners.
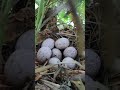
[35, 64, 56, 73]
[71, 80, 85, 90]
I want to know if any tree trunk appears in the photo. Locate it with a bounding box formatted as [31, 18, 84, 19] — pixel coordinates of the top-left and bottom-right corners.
[68, 0, 85, 58]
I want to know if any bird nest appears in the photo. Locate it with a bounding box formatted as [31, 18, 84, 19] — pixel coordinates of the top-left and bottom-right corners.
[35, 26, 85, 90]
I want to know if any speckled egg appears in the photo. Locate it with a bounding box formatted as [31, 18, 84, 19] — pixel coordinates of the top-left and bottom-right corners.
[63, 46, 77, 59]
[55, 38, 70, 49]
[41, 38, 55, 49]
[4, 50, 34, 87]
[52, 48, 62, 60]
[15, 30, 34, 50]
[62, 57, 76, 69]
[49, 57, 61, 68]
[86, 49, 101, 77]
[37, 47, 52, 62]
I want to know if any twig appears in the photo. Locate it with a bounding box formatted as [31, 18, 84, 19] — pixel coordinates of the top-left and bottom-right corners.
[68, 0, 85, 57]
[41, 79, 61, 90]
[41, 3, 69, 28]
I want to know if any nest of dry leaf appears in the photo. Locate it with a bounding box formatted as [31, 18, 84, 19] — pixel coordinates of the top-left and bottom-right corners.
[35, 24, 85, 90]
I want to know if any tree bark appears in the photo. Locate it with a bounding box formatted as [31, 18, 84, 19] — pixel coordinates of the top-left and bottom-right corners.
[68, 0, 85, 58]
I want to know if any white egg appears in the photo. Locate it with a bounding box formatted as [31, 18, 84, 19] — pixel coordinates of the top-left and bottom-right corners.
[41, 38, 55, 49]
[55, 38, 70, 49]
[37, 47, 52, 62]
[52, 48, 62, 60]
[86, 49, 101, 77]
[15, 30, 34, 50]
[4, 50, 34, 87]
[62, 57, 76, 69]
[63, 46, 77, 59]
[49, 57, 61, 68]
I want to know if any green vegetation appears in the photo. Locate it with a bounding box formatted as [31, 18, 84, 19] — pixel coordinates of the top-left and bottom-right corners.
[35, 0, 85, 44]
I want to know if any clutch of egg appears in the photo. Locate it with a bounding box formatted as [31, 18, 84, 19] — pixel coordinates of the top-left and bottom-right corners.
[37, 37, 77, 69]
